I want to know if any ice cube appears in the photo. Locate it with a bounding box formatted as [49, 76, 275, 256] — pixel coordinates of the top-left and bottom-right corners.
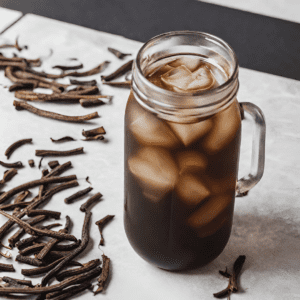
[161, 65, 192, 91]
[177, 151, 208, 174]
[186, 66, 215, 91]
[187, 194, 232, 231]
[161, 64, 215, 92]
[128, 147, 178, 202]
[128, 96, 179, 148]
[204, 100, 241, 152]
[168, 119, 213, 146]
[168, 57, 203, 72]
[175, 173, 210, 206]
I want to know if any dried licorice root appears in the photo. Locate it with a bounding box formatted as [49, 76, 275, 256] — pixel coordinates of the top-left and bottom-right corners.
[28, 159, 35, 167]
[101, 59, 133, 82]
[94, 254, 110, 295]
[86, 177, 91, 185]
[15, 90, 111, 101]
[1, 276, 33, 287]
[16, 255, 43, 266]
[56, 258, 101, 281]
[80, 192, 102, 212]
[0, 263, 15, 272]
[50, 136, 75, 143]
[0, 174, 77, 204]
[95, 215, 115, 246]
[102, 80, 131, 88]
[82, 126, 106, 137]
[0, 37, 27, 51]
[27, 209, 61, 220]
[19, 243, 46, 256]
[38, 157, 44, 169]
[8, 215, 47, 248]
[67, 85, 100, 95]
[64, 186, 93, 204]
[48, 161, 59, 169]
[35, 147, 84, 157]
[4, 138, 32, 159]
[0, 210, 77, 241]
[14, 100, 99, 123]
[36, 216, 71, 261]
[82, 135, 105, 141]
[14, 190, 30, 204]
[53, 63, 83, 71]
[40, 211, 92, 287]
[0, 168, 18, 184]
[45, 281, 92, 300]
[0, 161, 23, 168]
[70, 79, 97, 86]
[0, 265, 101, 294]
[213, 255, 246, 299]
[79, 98, 106, 107]
[108, 47, 131, 59]
[21, 257, 65, 277]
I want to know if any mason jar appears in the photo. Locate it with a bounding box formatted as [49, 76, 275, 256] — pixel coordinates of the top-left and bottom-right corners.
[124, 31, 266, 271]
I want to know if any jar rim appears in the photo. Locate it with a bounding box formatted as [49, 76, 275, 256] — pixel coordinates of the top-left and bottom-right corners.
[135, 30, 239, 99]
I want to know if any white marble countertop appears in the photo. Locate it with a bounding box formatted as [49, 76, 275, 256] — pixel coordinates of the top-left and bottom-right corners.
[0, 13, 299, 300]
[0, 7, 22, 34]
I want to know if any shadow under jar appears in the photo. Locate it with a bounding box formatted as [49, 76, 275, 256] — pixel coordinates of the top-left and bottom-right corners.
[124, 31, 266, 271]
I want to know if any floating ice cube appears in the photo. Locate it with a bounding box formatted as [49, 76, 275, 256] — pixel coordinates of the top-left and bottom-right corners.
[128, 147, 178, 202]
[161, 64, 215, 92]
[161, 65, 193, 91]
[204, 100, 241, 152]
[187, 194, 232, 232]
[186, 66, 215, 91]
[177, 151, 208, 174]
[175, 173, 210, 206]
[168, 57, 203, 72]
[128, 96, 179, 148]
[168, 119, 213, 146]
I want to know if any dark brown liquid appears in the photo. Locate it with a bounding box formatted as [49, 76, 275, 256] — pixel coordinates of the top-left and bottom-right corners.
[124, 57, 241, 270]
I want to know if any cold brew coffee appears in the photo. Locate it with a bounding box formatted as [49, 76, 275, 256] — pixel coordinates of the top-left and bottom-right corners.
[124, 55, 242, 270]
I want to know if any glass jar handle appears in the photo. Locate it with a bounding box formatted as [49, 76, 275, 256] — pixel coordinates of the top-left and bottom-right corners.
[236, 102, 266, 197]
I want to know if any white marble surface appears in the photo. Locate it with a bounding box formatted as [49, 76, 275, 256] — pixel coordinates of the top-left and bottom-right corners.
[0, 7, 22, 34]
[0, 13, 299, 300]
[200, 0, 300, 23]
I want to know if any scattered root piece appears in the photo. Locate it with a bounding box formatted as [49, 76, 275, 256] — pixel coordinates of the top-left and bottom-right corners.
[28, 159, 34, 167]
[64, 186, 93, 204]
[79, 98, 106, 107]
[101, 59, 133, 82]
[48, 161, 59, 169]
[14, 100, 99, 123]
[4, 138, 32, 159]
[82, 126, 106, 137]
[102, 80, 131, 88]
[94, 254, 110, 295]
[82, 135, 104, 141]
[80, 192, 102, 212]
[213, 255, 246, 299]
[95, 215, 115, 246]
[108, 47, 131, 59]
[53, 63, 83, 71]
[70, 79, 97, 86]
[0, 161, 23, 168]
[0, 169, 17, 185]
[50, 137, 75, 143]
[36, 148, 84, 157]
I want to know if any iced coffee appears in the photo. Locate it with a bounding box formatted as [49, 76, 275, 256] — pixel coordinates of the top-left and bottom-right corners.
[124, 54, 242, 270]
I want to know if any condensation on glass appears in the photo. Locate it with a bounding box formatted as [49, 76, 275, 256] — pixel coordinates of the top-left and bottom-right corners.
[124, 31, 266, 271]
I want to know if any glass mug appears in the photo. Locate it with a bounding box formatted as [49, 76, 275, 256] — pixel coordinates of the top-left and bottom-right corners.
[124, 31, 266, 271]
